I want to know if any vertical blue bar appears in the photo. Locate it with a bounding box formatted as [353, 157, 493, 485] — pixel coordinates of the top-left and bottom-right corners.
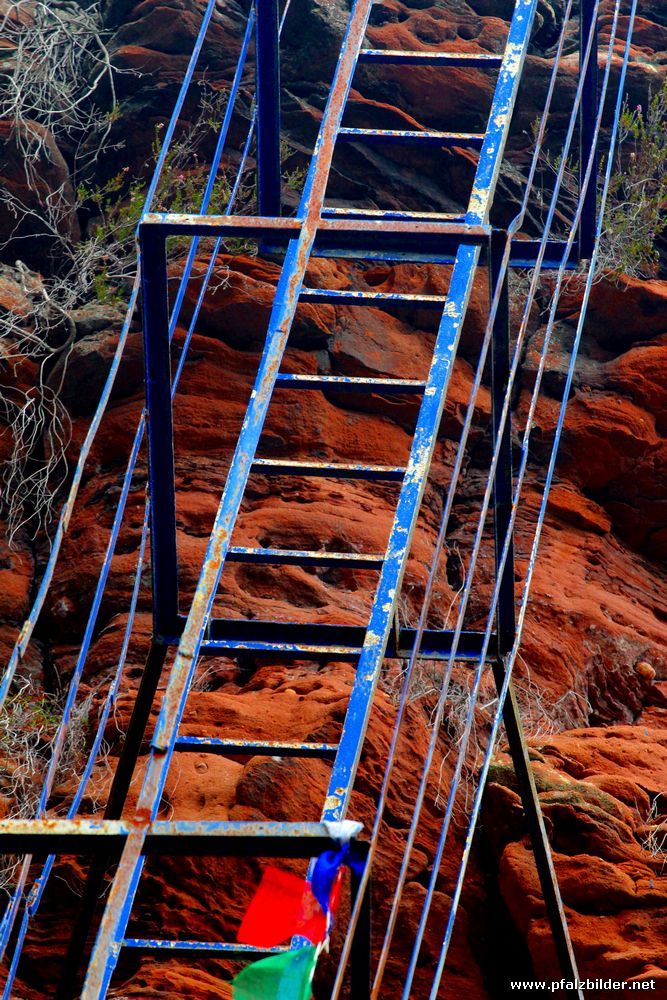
[579, 0, 598, 257]
[140, 226, 179, 637]
[256, 0, 282, 216]
[490, 232, 516, 654]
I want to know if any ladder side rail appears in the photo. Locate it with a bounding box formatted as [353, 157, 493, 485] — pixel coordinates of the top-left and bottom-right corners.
[579, 0, 599, 257]
[256, 0, 282, 215]
[328, 0, 586, 985]
[81, 2, 377, 993]
[322, 0, 541, 826]
[466, 0, 539, 225]
[426, 12, 636, 994]
[399, 3, 629, 991]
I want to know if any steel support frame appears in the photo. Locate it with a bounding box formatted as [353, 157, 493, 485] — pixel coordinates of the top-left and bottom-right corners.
[6, 0, 596, 994]
[256, 0, 282, 215]
[489, 231, 581, 989]
[137, 220, 571, 652]
[579, 0, 599, 258]
[137, 213, 492, 646]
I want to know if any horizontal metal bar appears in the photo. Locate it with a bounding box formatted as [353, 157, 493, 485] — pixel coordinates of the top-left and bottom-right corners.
[321, 206, 464, 222]
[141, 212, 489, 241]
[174, 736, 339, 758]
[140, 213, 300, 239]
[227, 547, 384, 568]
[508, 238, 579, 268]
[251, 458, 405, 480]
[311, 239, 579, 269]
[358, 49, 504, 68]
[0, 820, 367, 859]
[312, 246, 461, 265]
[167, 617, 499, 661]
[274, 373, 426, 393]
[337, 127, 485, 148]
[323, 220, 481, 238]
[299, 288, 446, 309]
[122, 939, 287, 955]
[202, 640, 362, 660]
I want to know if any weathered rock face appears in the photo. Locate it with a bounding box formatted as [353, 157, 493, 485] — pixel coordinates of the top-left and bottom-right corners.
[1, 0, 666, 998]
[485, 726, 667, 997]
[0, 120, 80, 269]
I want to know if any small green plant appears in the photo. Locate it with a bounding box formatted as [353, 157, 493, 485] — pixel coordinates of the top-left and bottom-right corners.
[279, 137, 308, 200]
[602, 82, 667, 279]
[78, 105, 258, 303]
[0, 688, 96, 897]
[530, 78, 667, 280]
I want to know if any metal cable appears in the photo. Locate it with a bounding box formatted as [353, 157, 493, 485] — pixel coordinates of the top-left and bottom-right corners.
[0, 0, 223, 709]
[329, 0, 620, 992]
[427, 6, 637, 994]
[371, 1, 605, 990]
[0, 2, 265, 973]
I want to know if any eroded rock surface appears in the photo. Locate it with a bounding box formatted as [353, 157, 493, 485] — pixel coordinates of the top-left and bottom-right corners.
[1, 0, 666, 997]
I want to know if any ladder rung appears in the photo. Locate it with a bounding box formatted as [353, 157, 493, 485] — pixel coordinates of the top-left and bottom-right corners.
[174, 736, 339, 758]
[195, 619, 498, 662]
[337, 128, 485, 148]
[275, 373, 426, 394]
[321, 206, 464, 222]
[300, 287, 447, 309]
[0, 819, 367, 857]
[251, 458, 405, 480]
[202, 639, 362, 660]
[227, 547, 384, 568]
[123, 939, 287, 955]
[358, 49, 504, 68]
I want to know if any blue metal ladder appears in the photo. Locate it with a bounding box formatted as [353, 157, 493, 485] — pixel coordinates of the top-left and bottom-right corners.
[77, 0, 566, 993]
[0, 0, 616, 994]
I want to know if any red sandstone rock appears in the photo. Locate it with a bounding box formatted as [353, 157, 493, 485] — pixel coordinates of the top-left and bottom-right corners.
[0, 121, 80, 269]
[486, 727, 667, 996]
[3, 1, 667, 997]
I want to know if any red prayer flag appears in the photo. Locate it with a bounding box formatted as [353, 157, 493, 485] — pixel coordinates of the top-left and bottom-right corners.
[237, 866, 327, 948]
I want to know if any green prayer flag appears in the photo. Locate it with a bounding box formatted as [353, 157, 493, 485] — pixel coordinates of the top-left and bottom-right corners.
[232, 945, 317, 1000]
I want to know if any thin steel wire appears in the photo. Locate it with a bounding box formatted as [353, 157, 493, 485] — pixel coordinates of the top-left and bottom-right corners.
[426, 7, 637, 994]
[405, 4, 626, 991]
[0, 0, 224, 710]
[371, 1, 605, 990]
[0, 2, 269, 973]
[330, 0, 633, 993]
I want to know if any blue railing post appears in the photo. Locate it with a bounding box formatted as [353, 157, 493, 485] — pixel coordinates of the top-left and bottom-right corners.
[139, 225, 179, 638]
[579, 0, 598, 258]
[490, 230, 516, 654]
[256, 0, 282, 216]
